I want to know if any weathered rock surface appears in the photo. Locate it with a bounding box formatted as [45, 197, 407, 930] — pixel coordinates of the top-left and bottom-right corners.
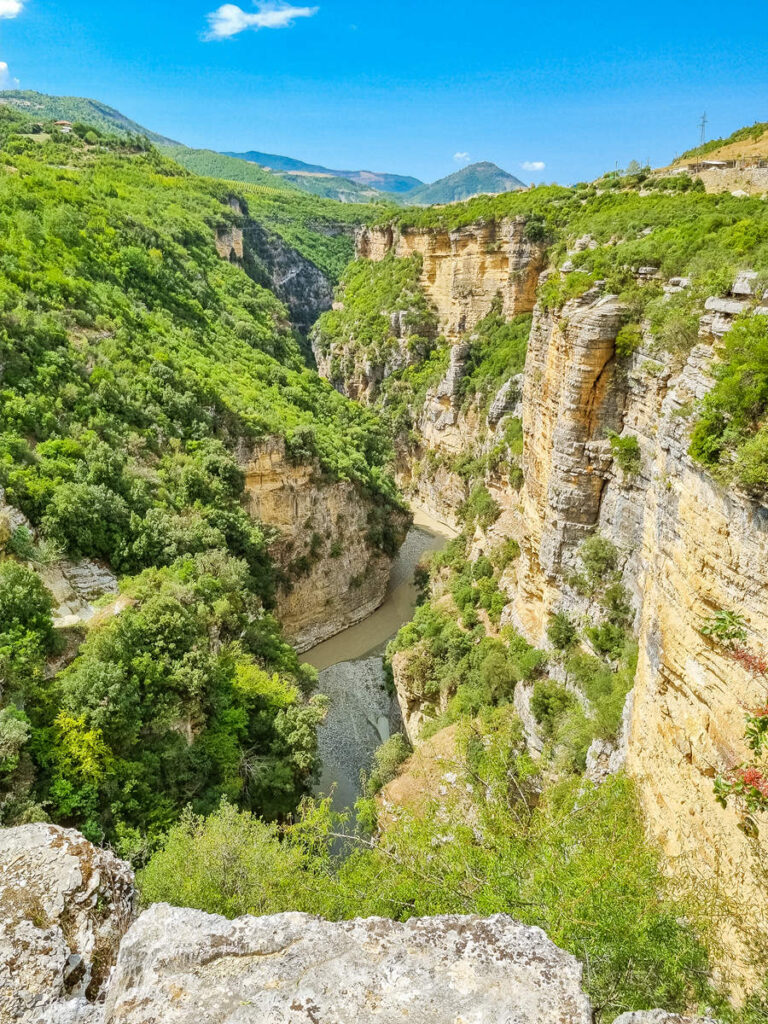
[240, 437, 408, 652]
[0, 824, 135, 1024]
[357, 218, 546, 337]
[104, 904, 593, 1024]
[243, 219, 334, 334]
[508, 283, 768, 982]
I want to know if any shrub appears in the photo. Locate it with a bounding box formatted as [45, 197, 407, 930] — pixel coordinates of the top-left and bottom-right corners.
[547, 611, 578, 651]
[615, 322, 643, 358]
[138, 801, 319, 918]
[460, 485, 500, 530]
[607, 431, 642, 475]
[531, 681, 576, 738]
[366, 734, 411, 796]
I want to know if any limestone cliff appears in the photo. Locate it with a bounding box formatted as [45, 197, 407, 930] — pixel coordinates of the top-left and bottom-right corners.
[357, 217, 546, 337]
[240, 438, 409, 653]
[509, 287, 768, 983]
[243, 219, 334, 334]
[216, 196, 335, 334]
[315, 209, 768, 980]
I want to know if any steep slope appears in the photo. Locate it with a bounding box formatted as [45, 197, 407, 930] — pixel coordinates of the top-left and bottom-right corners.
[0, 88, 179, 144]
[0, 116, 407, 847]
[405, 161, 526, 204]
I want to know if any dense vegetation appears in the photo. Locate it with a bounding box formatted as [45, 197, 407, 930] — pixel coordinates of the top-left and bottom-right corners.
[164, 145, 298, 191]
[0, 89, 177, 145]
[139, 732, 727, 1020]
[0, 108, 400, 848]
[313, 252, 440, 394]
[689, 315, 768, 494]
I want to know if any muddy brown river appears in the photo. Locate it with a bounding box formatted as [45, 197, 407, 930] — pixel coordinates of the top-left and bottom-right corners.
[302, 510, 456, 811]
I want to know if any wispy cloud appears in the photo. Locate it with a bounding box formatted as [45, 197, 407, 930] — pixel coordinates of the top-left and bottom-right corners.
[453, 151, 470, 163]
[0, 1, 25, 19]
[0, 61, 18, 87]
[205, 2, 318, 40]
[521, 160, 546, 172]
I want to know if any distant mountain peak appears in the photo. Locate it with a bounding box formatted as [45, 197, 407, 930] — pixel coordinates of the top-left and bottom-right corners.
[404, 162, 526, 205]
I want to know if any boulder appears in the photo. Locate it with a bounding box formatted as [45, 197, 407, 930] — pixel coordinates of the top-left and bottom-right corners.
[0, 824, 135, 1024]
[104, 905, 593, 1024]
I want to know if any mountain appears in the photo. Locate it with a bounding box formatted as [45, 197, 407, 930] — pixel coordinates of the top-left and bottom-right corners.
[405, 161, 526, 205]
[168, 146, 388, 204]
[0, 89, 180, 145]
[226, 150, 422, 195]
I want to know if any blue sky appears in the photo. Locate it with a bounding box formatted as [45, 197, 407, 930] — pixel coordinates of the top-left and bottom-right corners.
[2, 0, 767, 184]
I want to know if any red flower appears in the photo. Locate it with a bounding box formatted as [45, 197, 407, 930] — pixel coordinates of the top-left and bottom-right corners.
[738, 767, 768, 800]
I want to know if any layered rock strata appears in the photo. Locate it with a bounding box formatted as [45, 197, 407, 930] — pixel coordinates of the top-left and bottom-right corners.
[510, 286, 768, 983]
[240, 438, 408, 652]
[357, 218, 546, 336]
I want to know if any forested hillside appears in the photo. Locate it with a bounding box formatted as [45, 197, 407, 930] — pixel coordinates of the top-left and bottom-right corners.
[0, 107, 400, 853]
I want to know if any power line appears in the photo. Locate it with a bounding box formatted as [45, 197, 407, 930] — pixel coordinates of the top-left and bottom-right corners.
[699, 112, 708, 148]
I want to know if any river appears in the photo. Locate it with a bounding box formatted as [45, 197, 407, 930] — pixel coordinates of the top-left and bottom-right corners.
[302, 510, 456, 812]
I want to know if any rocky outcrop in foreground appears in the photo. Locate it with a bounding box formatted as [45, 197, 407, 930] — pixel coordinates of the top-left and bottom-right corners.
[0, 824, 135, 1024]
[105, 904, 592, 1024]
[4, 824, 717, 1024]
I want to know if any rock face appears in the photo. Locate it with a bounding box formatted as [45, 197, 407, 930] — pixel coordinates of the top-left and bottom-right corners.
[215, 195, 335, 334]
[240, 438, 408, 653]
[104, 904, 593, 1024]
[243, 220, 334, 334]
[509, 285, 768, 983]
[357, 218, 546, 337]
[0, 824, 135, 1024]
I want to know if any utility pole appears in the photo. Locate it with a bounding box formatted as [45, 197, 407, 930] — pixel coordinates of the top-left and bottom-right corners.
[697, 112, 708, 172]
[699, 112, 708, 148]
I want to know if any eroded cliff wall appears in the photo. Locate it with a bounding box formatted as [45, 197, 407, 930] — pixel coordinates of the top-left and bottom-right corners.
[240, 438, 408, 652]
[357, 218, 545, 336]
[314, 213, 768, 979]
[511, 288, 768, 983]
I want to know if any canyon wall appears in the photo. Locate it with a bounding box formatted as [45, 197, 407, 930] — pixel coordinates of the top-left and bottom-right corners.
[240, 438, 408, 653]
[216, 196, 335, 334]
[323, 218, 768, 982]
[357, 218, 546, 336]
[510, 288, 768, 984]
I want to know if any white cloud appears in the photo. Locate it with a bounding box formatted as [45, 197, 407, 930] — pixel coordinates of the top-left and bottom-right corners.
[205, 2, 318, 40]
[453, 152, 470, 163]
[0, 0, 24, 18]
[521, 160, 546, 172]
[0, 62, 19, 87]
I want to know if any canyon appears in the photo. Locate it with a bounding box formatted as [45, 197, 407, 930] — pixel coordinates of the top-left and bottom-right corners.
[311, 217, 768, 986]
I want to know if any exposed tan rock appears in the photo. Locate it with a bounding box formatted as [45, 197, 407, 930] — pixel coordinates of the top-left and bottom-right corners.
[104, 904, 593, 1024]
[0, 824, 135, 1024]
[214, 198, 244, 262]
[510, 287, 768, 984]
[240, 438, 408, 652]
[357, 218, 546, 337]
